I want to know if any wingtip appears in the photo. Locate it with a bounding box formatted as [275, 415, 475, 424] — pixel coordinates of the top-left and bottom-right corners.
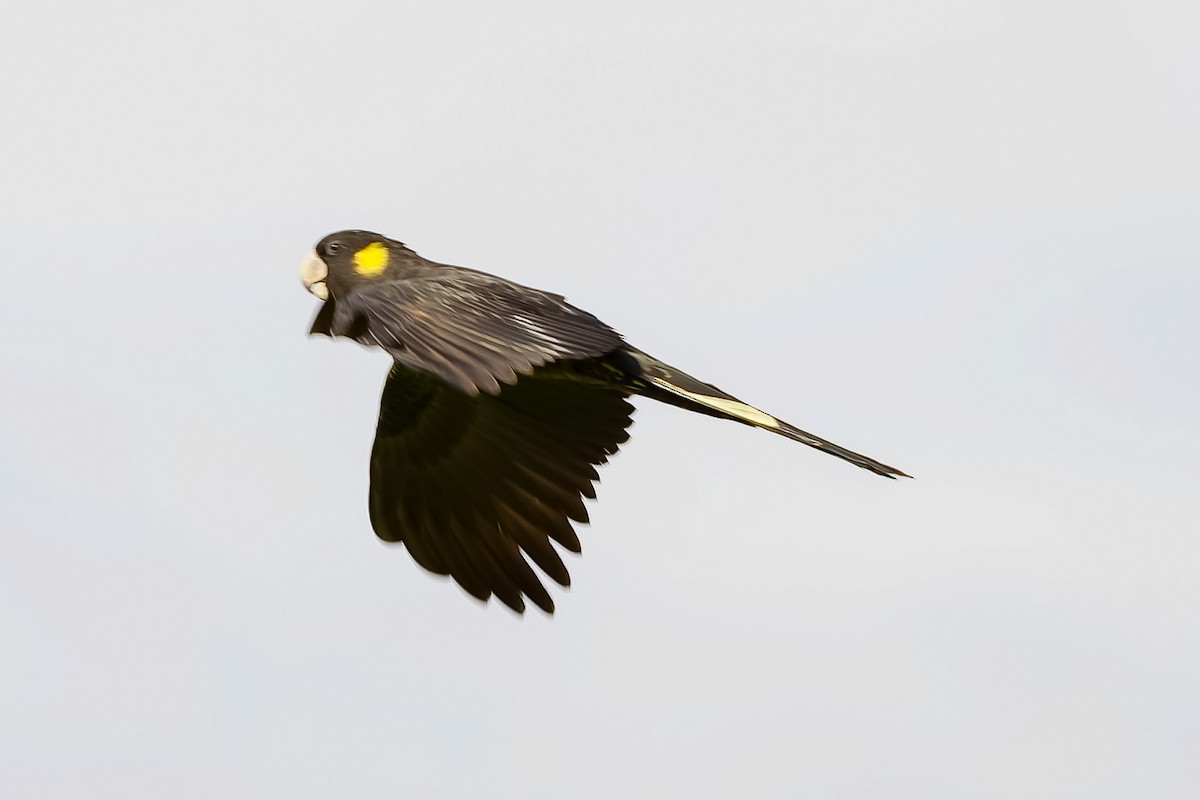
[496, 591, 556, 616]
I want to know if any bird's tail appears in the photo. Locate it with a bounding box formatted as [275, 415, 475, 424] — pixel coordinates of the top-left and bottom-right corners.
[624, 349, 909, 479]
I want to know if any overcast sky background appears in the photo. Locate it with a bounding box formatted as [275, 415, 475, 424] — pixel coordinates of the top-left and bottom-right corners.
[3, 1, 1199, 797]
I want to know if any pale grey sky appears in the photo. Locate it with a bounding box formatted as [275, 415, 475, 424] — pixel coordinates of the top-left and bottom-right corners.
[3, 1, 1199, 797]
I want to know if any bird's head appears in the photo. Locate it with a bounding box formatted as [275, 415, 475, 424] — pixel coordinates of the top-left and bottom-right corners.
[301, 230, 417, 336]
[300, 230, 413, 302]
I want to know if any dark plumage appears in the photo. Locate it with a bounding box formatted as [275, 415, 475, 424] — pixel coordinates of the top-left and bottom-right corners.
[301, 229, 907, 613]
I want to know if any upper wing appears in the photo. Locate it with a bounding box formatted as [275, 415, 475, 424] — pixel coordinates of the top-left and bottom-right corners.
[331, 271, 625, 395]
[369, 362, 635, 614]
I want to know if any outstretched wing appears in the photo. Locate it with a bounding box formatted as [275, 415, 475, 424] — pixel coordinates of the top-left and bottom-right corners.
[369, 362, 635, 614]
[332, 271, 625, 395]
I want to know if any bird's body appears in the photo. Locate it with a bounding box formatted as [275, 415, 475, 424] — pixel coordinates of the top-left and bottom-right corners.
[302, 230, 906, 613]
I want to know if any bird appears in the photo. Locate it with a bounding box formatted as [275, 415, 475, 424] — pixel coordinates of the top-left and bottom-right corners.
[301, 229, 907, 614]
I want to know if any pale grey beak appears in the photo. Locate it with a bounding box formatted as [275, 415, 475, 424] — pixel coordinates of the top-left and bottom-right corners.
[300, 251, 329, 301]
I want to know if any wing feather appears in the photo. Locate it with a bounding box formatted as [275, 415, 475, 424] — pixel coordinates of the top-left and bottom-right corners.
[369, 362, 634, 613]
[333, 271, 625, 394]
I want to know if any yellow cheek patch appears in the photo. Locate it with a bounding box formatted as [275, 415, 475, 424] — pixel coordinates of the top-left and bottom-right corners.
[352, 242, 390, 277]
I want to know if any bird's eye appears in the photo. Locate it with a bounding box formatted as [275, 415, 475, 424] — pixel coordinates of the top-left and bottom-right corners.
[326, 241, 343, 255]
